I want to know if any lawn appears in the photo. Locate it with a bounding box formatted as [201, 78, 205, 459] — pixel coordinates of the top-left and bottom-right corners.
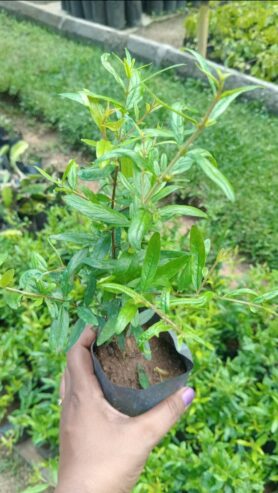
[0, 11, 277, 267]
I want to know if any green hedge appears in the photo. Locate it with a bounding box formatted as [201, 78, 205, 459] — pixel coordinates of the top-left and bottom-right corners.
[0, 11, 277, 267]
[184, 0, 278, 83]
[0, 209, 277, 491]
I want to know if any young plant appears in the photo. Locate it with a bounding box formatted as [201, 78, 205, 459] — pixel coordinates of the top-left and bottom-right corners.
[0, 50, 275, 356]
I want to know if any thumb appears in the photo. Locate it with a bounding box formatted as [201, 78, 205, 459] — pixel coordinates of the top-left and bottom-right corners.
[138, 387, 195, 447]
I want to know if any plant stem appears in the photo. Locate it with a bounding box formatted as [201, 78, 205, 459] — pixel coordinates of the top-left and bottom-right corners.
[143, 83, 223, 204]
[217, 296, 277, 315]
[2, 286, 70, 304]
[111, 165, 119, 259]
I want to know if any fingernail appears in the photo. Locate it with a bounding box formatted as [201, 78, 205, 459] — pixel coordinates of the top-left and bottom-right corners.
[182, 387, 195, 407]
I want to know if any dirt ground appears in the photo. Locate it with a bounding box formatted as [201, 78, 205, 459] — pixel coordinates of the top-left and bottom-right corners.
[0, 446, 31, 493]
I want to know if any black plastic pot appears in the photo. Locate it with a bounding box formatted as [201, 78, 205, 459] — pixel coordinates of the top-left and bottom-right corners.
[91, 331, 193, 417]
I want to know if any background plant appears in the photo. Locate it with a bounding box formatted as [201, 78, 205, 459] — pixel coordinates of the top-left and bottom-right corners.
[184, 0, 278, 83]
[1, 11, 277, 267]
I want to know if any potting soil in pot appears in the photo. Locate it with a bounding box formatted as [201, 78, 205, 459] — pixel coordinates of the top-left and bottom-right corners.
[96, 334, 185, 389]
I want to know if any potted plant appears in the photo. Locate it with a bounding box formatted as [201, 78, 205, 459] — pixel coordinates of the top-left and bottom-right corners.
[0, 50, 263, 416]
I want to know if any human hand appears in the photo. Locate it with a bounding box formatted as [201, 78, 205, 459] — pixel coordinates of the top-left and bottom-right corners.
[55, 326, 195, 493]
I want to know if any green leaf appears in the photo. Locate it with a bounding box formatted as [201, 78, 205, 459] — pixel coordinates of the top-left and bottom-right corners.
[186, 49, 218, 93]
[67, 319, 86, 350]
[138, 308, 155, 325]
[84, 275, 97, 306]
[254, 290, 278, 303]
[137, 364, 150, 389]
[50, 232, 95, 245]
[10, 140, 28, 167]
[0, 251, 8, 266]
[160, 205, 207, 220]
[21, 484, 49, 493]
[192, 151, 235, 201]
[228, 288, 258, 297]
[0, 269, 15, 287]
[154, 255, 189, 285]
[152, 185, 178, 203]
[100, 282, 142, 304]
[141, 232, 160, 291]
[62, 159, 78, 189]
[64, 194, 129, 227]
[78, 165, 114, 181]
[138, 321, 169, 349]
[30, 252, 47, 272]
[190, 225, 206, 291]
[171, 156, 193, 175]
[170, 102, 184, 145]
[97, 315, 118, 345]
[170, 294, 208, 307]
[35, 166, 58, 184]
[210, 86, 259, 121]
[115, 301, 138, 335]
[50, 305, 69, 352]
[77, 306, 98, 326]
[2, 185, 13, 207]
[95, 148, 145, 171]
[128, 209, 152, 249]
[96, 139, 113, 159]
[101, 53, 125, 89]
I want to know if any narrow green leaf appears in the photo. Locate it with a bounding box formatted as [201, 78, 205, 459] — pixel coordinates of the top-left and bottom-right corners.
[210, 86, 260, 121]
[115, 301, 138, 335]
[51, 232, 95, 245]
[152, 185, 179, 202]
[137, 364, 150, 389]
[101, 53, 125, 89]
[35, 167, 58, 184]
[186, 49, 218, 93]
[77, 306, 98, 326]
[64, 194, 129, 226]
[67, 319, 86, 350]
[190, 225, 206, 291]
[171, 102, 184, 145]
[30, 252, 47, 272]
[97, 315, 118, 346]
[78, 165, 114, 181]
[193, 152, 235, 201]
[141, 232, 160, 291]
[50, 305, 69, 352]
[160, 205, 207, 220]
[170, 294, 208, 307]
[100, 282, 142, 304]
[154, 255, 189, 285]
[10, 140, 28, 167]
[95, 148, 145, 171]
[254, 290, 278, 303]
[84, 275, 97, 306]
[171, 156, 193, 175]
[21, 484, 49, 493]
[138, 321, 169, 349]
[128, 209, 152, 249]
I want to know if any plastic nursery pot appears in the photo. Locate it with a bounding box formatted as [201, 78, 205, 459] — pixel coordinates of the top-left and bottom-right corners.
[91, 331, 193, 417]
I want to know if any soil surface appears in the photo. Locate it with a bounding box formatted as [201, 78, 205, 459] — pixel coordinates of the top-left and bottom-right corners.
[96, 333, 185, 389]
[136, 14, 186, 49]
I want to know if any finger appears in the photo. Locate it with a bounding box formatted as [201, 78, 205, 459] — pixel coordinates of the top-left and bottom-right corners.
[136, 387, 195, 447]
[66, 325, 103, 397]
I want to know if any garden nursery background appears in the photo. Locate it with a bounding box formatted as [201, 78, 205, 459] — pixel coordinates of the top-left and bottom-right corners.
[0, 1, 277, 492]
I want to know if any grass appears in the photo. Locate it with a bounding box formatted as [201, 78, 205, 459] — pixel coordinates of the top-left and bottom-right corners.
[0, 11, 277, 267]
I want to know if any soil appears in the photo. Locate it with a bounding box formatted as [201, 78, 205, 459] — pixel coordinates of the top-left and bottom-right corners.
[96, 333, 185, 389]
[136, 14, 186, 49]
